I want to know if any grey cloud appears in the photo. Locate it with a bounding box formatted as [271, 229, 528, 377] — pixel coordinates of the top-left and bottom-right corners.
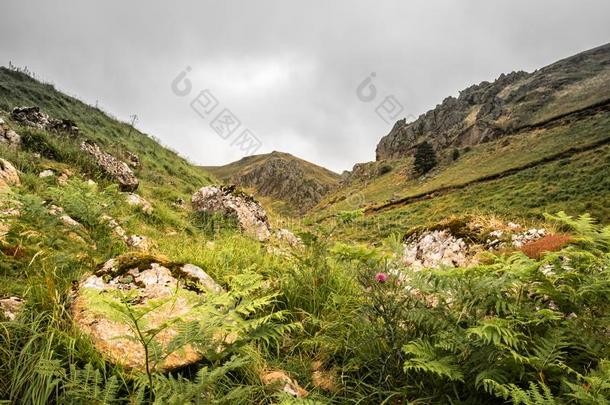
[1, 0, 609, 172]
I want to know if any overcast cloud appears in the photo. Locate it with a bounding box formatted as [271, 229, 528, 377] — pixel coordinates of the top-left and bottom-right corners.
[1, 0, 609, 172]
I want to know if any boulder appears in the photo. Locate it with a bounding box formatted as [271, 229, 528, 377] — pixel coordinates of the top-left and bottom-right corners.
[125, 193, 153, 214]
[191, 185, 271, 241]
[72, 255, 225, 371]
[80, 141, 139, 191]
[0, 117, 21, 147]
[0, 159, 20, 189]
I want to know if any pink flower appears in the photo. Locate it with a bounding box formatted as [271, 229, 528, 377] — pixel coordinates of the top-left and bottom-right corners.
[375, 272, 388, 283]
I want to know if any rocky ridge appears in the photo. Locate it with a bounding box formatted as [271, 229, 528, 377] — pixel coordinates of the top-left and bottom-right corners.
[376, 43, 610, 161]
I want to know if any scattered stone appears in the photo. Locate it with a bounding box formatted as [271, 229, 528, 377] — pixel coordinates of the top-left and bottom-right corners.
[101, 214, 127, 239]
[86, 179, 97, 187]
[511, 228, 546, 248]
[403, 230, 470, 270]
[260, 370, 309, 398]
[72, 256, 225, 371]
[80, 141, 139, 191]
[0, 159, 20, 189]
[0, 117, 21, 147]
[39, 169, 55, 178]
[126, 234, 153, 251]
[125, 151, 140, 168]
[0, 296, 24, 320]
[125, 193, 153, 214]
[191, 185, 271, 241]
[171, 198, 187, 210]
[48, 205, 82, 228]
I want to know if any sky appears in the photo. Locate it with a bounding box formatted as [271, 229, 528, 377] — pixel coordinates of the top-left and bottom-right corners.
[1, 1, 609, 173]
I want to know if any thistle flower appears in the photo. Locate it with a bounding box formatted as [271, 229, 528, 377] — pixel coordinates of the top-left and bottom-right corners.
[375, 272, 388, 283]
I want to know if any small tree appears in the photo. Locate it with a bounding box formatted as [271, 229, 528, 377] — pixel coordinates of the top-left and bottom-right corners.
[452, 148, 460, 161]
[413, 141, 437, 175]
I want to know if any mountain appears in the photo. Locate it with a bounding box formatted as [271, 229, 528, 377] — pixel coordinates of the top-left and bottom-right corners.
[202, 151, 340, 215]
[311, 43, 610, 240]
[376, 42, 610, 160]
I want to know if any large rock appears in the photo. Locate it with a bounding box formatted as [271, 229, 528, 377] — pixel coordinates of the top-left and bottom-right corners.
[192, 185, 271, 241]
[72, 255, 225, 371]
[0, 159, 20, 189]
[80, 141, 139, 191]
[0, 117, 21, 146]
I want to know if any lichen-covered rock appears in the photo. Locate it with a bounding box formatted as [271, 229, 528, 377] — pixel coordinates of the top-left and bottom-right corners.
[80, 141, 139, 191]
[0, 159, 20, 189]
[72, 255, 225, 371]
[0, 117, 21, 147]
[192, 185, 271, 241]
[125, 193, 153, 214]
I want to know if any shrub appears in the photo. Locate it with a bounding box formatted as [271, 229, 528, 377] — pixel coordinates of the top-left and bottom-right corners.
[377, 164, 393, 176]
[452, 148, 460, 161]
[520, 233, 572, 259]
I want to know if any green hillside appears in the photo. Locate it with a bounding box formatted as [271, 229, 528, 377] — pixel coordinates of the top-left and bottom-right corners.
[310, 45, 610, 241]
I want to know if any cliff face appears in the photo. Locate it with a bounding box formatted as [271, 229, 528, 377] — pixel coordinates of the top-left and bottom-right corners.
[376, 43, 610, 160]
[202, 151, 340, 214]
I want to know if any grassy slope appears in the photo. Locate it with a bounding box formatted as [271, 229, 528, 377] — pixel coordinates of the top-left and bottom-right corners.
[0, 67, 214, 203]
[310, 110, 610, 239]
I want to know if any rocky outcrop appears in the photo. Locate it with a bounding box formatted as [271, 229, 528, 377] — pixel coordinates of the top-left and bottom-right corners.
[403, 230, 471, 270]
[376, 43, 610, 160]
[80, 141, 139, 191]
[72, 255, 225, 371]
[192, 185, 271, 241]
[0, 159, 20, 189]
[0, 117, 21, 146]
[11, 106, 79, 135]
